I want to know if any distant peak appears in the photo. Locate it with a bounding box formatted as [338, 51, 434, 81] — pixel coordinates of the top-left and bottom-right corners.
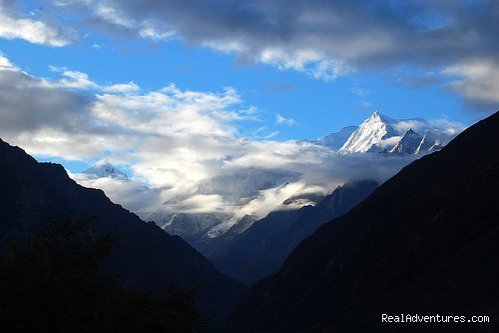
[320, 112, 457, 155]
[401, 128, 422, 139]
[82, 162, 128, 180]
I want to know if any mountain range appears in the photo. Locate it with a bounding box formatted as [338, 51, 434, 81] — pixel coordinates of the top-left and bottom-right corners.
[78, 111, 462, 252]
[317, 111, 452, 154]
[230, 111, 499, 332]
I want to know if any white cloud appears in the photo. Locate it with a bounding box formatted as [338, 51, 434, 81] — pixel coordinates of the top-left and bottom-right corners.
[47, 67, 99, 90]
[166, 194, 226, 214]
[92, 84, 244, 138]
[138, 27, 175, 41]
[0, 53, 15, 69]
[0, 7, 74, 46]
[391, 118, 465, 136]
[93, 3, 132, 28]
[103, 81, 140, 93]
[70, 172, 166, 214]
[84, 1, 175, 42]
[46, 66, 140, 93]
[444, 59, 499, 108]
[275, 114, 295, 126]
[258, 48, 352, 81]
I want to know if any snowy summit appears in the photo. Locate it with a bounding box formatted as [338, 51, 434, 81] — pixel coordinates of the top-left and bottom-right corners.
[82, 162, 128, 180]
[316, 111, 455, 155]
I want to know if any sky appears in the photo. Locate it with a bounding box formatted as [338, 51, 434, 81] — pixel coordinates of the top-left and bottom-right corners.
[0, 0, 497, 227]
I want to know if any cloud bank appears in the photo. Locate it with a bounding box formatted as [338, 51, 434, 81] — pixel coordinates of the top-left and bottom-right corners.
[0, 54, 464, 235]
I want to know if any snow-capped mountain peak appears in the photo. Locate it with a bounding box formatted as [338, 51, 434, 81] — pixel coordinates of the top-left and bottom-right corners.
[316, 111, 459, 155]
[82, 162, 128, 180]
[339, 111, 396, 153]
[390, 128, 423, 154]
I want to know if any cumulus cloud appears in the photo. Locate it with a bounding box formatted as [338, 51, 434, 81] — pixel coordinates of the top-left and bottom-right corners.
[0, 2, 75, 46]
[0, 53, 14, 69]
[0, 58, 111, 159]
[103, 82, 140, 93]
[46, 66, 100, 90]
[45, 66, 140, 94]
[444, 59, 499, 110]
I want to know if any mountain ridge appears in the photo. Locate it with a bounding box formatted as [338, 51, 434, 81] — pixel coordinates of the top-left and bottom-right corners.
[335, 111, 453, 154]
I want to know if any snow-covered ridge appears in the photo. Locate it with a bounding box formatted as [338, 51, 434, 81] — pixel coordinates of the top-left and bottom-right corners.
[339, 111, 397, 153]
[390, 128, 422, 154]
[314, 125, 358, 150]
[317, 111, 457, 155]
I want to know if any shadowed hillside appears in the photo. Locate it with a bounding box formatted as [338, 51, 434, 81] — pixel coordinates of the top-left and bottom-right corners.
[0, 138, 245, 329]
[231, 111, 499, 332]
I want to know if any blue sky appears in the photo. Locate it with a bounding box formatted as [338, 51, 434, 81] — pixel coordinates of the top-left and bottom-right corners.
[0, 0, 497, 175]
[1, 32, 469, 143]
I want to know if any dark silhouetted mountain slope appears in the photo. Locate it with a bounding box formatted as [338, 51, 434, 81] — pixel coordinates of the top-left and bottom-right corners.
[230, 111, 499, 332]
[0, 138, 245, 327]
